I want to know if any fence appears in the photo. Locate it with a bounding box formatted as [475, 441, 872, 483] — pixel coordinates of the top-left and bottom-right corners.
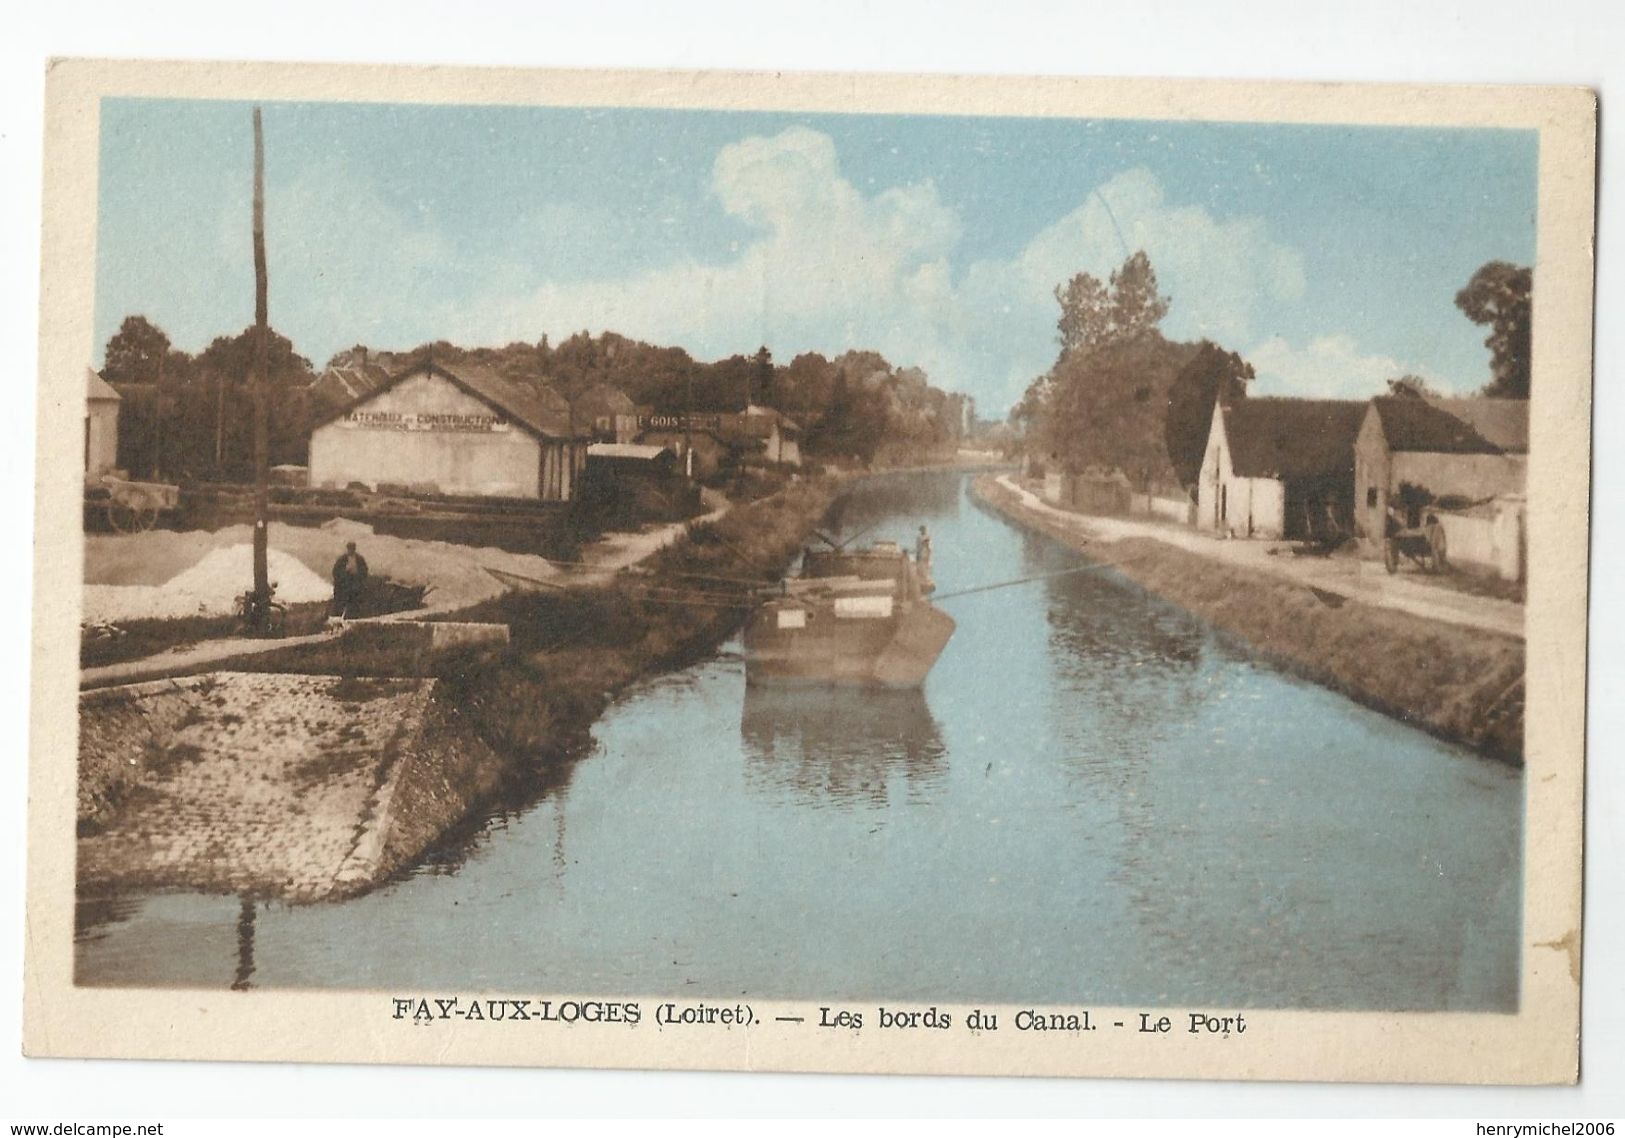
[1043, 470, 1194, 525]
[1434, 496, 1525, 582]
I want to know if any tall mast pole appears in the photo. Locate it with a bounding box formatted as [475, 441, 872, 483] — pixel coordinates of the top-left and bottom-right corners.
[251, 107, 271, 623]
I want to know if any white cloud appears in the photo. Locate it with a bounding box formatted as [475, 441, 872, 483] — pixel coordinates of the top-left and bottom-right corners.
[1245, 333, 1462, 399]
[963, 168, 1306, 351]
[315, 129, 1312, 412]
[476, 126, 964, 370]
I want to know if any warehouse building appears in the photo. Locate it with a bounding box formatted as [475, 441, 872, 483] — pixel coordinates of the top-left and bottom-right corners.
[309, 359, 589, 500]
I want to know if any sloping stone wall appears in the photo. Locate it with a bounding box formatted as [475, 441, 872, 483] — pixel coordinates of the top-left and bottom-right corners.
[77, 672, 501, 902]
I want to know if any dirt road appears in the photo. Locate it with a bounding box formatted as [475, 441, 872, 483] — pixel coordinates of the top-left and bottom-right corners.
[993, 475, 1525, 641]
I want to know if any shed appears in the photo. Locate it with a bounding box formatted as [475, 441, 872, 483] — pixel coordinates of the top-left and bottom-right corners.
[85, 367, 122, 476]
[586, 441, 678, 476]
[308, 359, 590, 500]
[1198, 398, 1367, 542]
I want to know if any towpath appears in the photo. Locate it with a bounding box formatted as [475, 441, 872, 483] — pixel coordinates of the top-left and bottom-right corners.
[988, 475, 1525, 641]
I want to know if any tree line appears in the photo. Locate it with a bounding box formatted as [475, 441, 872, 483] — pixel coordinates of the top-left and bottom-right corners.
[97, 319, 974, 482]
[1012, 251, 1532, 495]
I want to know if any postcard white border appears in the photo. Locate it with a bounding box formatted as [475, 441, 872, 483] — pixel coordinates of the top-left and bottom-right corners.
[24, 59, 1596, 1086]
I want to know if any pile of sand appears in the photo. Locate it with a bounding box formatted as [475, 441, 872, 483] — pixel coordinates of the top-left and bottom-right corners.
[83, 518, 571, 625]
[82, 544, 333, 624]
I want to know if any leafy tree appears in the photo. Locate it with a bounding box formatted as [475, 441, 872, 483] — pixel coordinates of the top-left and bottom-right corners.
[1107, 251, 1171, 344]
[750, 346, 774, 407]
[1455, 261, 1531, 398]
[1035, 251, 1182, 481]
[197, 326, 312, 389]
[1054, 273, 1112, 359]
[1164, 341, 1254, 490]
[1385, 374, 1441, 399]
[102, 315, 174, 386]
[774, 351, 837, 421]
[1048, 333, 1198, 484]
[1052, 251, 1170, 360]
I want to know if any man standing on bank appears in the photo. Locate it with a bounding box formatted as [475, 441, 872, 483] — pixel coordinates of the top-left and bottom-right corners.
[331, 541, 369, 618]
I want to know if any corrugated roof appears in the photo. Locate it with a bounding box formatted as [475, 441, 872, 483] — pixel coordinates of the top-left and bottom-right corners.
[588, 442, 673, 461]
[86, 367, 121, 402]
[315, 359, 587, 440]
[1222, 398, 1367, 480]
[1371, 397, 1528, 455]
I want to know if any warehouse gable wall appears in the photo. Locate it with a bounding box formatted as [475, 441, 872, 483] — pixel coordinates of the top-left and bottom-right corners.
[310, 372, 542, 498]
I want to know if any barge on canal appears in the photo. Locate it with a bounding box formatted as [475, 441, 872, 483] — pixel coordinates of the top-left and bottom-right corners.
[743, 535, 955, 688]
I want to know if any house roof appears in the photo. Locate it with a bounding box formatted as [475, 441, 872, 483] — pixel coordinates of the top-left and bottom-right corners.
[572, 383, 638, 419]
[741, 404, 801, 435]
[86, 367, 121, 402]
[310, 356, 393, 408]
[1220, 398, 1367, 480]
[1370, 397, 1528, 455]
[316, 359, 587, 440]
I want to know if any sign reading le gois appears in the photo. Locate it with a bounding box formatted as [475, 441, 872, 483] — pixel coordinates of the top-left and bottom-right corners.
[341, 410, 511, 433]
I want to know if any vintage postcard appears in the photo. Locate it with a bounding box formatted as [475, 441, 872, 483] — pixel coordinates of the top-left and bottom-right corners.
[25, 60, 1594, 1084]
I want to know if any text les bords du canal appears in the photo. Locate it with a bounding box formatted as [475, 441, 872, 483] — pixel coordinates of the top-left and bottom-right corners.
[390, 998, 1249, 1038]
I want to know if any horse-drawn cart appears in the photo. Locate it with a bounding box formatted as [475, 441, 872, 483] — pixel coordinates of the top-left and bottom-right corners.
[1383, 509, 1449, 574]
[85, 474, 180, 533]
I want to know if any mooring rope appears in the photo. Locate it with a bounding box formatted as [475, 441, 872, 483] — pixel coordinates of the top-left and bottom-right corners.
[931, 560, 1133, 602]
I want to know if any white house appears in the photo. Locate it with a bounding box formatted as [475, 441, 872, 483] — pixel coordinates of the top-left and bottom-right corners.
[85, 367, 121, 476]
[1198, 398, 1367, 542]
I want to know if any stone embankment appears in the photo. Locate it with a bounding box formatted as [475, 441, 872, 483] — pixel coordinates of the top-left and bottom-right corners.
[78, 672, 502, 900]
[973, 475, 1525, 762]
[77, 477, 845, 902]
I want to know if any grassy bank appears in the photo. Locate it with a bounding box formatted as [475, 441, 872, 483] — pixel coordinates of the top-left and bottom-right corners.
[973, 475, 1524, 762]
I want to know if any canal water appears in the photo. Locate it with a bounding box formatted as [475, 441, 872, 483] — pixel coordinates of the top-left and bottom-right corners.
[75, 471, 1523, 1011]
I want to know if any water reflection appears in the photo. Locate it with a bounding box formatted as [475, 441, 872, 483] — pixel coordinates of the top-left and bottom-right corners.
[72, 471, 1521, 1011]
[1039, 558, 1210, 759]
[741, 686, 946, 808]
[73, 893, 145, 944]
[231, 895, 256, 991]
[404, 746, 583, 884]
[822, 469, 963, 540]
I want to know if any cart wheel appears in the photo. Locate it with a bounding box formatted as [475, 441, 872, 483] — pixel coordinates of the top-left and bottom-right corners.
[106, 499, 137, 533]
[1427, 521, 1448, 570]
[1383, 538, 1398, 574]
[107, 492, 158, 533]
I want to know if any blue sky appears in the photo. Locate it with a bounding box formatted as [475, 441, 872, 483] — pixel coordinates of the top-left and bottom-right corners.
[94, 98, 1537, 413]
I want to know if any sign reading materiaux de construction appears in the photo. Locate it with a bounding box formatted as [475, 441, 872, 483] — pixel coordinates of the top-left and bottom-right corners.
[341, 409, 511, 433]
